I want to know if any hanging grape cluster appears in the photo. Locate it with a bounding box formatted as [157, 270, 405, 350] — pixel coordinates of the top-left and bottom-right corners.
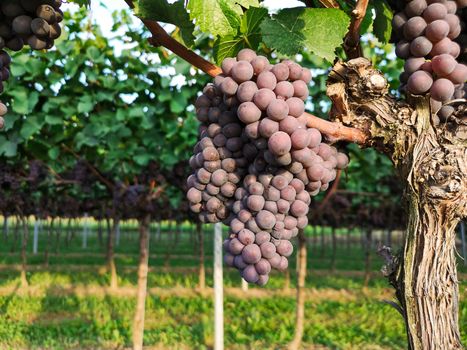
[187, 49, 349, 285]
[0, 0, 64, 127]
[392, 0, 466, 120]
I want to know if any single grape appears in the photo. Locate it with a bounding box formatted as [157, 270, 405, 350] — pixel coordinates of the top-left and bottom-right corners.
[268, 131, 292, 156]
[410, 36, 433, 57]
[237, 48, 257, 62]
[423, 3, 448, 22]
[271, 63, 289, 81]
[221, 57, 236, 75]
[236, 81, 258, 102]
[403, 16, 427, 41]
[237, 102, 262, 124]
[430, 77, 455, 101]
[446, 64, 467, 84]
[253, 88, 276, 110]
[405, 0, 427, 17]
[432, 54, 457, 76]
[407, 70, 434, 94]
[257, 71, 277, 90]
[404, 57, 426, 74]
[437, 105, 455, 120]
[267, 99, 289, 121]
[425, 20, 450, 42]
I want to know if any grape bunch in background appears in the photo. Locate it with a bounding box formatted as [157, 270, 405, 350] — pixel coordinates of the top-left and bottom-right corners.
[0, 0, 64, 127]
[392, 0, 466, 120]
[187, 49, 349, 285]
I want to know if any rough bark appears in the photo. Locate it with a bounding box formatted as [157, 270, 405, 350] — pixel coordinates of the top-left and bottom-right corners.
[132, 214, 151, 350]
[327, 58, 466, 349]
[460, 222, 466, 267]
[288, 229, 307, 350]
[196, 222, 205, 291]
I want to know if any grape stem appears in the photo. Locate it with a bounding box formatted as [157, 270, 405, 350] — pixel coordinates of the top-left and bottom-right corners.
[344, 0, 369, 59]
[123, 0, 369, 145]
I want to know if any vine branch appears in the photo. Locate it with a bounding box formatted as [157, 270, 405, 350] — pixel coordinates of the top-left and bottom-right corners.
[61, 144, 115, 191]
[123, 0, 368, 145]
[343, 0, 369, 59]
[316, 0, 340, 8]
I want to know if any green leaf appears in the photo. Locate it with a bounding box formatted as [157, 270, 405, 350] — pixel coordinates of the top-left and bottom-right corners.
[137, 0, 195, 46]
[187, 0, 258, 37]
[213, 35, 245, 64]
[10, 89, 39, 114]
[213, 6, 267, 64]
[77, 95, 94, 114]
[45, 114, 63, 126]
[48, 147, 60, 160]
[373, 0, 393, 44]
[260, 8, 350, 62]
[0, 135, 17, 157]
[20, 116, 42, 139]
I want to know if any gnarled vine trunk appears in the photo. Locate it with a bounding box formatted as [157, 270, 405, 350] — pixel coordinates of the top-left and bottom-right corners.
[327, 58, 466, 349]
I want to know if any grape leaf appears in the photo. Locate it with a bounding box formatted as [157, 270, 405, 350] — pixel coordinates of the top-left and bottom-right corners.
[260, 8, 350, 62]
[373, 0, 393, 44]
[137, 0, 195, 46]
[187, 0, 259, 37]
[213, 6, 268, 64]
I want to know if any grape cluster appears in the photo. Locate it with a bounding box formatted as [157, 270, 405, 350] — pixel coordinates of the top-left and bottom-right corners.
[187, 49, 349, 285]
[392, 0, 467, 119]
[0, 0, 64, 127]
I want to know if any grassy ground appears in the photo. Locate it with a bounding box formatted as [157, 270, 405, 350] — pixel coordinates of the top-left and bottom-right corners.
[0, 221, 465, 349]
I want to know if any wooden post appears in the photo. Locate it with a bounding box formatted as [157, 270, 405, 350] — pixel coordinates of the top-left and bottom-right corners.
[288, 229, 307, 350]
[213, 222, 224, 350]
[197, 223, 205, 290]
[132, 214, 151, 350]
[3, 215, 8, 242]
[241, 278, 249, 292]
[82, 213, 88, 249]
[364, 228, 372, 287]
[20, 216, 29, 288]
[33, 218, 40, 254]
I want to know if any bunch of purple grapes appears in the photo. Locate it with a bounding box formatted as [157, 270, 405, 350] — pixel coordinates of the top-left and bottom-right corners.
[0, 0, 64, 126]
[187, 49, 349, 285]
[392, 0, 466, 119]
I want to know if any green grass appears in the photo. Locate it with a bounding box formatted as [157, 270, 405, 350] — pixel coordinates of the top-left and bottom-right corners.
[0, 223, 466, 349]
[0, 294, 413, 350]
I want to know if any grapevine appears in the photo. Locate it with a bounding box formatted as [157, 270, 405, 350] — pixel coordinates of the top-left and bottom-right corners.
[392, 0, 466, 119]
[187, 50, 349, 285]
[0, 0, 64, 126]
